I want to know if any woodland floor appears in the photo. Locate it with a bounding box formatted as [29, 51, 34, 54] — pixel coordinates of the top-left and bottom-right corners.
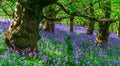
[0, 22, 120, 65]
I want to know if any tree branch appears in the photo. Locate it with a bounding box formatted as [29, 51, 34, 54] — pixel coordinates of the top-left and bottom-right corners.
[55, 1, 80, 14]
[55, 1, 70, 14]
[56, 1, 119, 23]
[66, 0, 81, 5]
[43, 15, 71, 21]
[75, 12, 119, 23]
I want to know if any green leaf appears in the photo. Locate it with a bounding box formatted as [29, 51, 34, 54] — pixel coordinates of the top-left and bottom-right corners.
[118, 13, 120, 20]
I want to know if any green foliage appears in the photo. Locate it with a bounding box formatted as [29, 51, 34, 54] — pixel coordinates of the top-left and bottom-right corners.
[118, 12, 120, 20]
[0, 0, 120, 65]
[0, 33, 120, 65]
[67, 1, 79, 15]
[0, 0, 16, 18]
[0, 0, 119, 32]
[65, 34, 74, 55]
[0, 39, 6, 54]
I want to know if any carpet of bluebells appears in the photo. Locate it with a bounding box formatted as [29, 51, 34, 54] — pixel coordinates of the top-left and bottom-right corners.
[0, 19, 120, 66]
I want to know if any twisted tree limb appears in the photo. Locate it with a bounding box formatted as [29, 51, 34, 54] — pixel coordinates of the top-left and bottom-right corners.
[43, 15, 71, 21]
[55, 1, 119, 23]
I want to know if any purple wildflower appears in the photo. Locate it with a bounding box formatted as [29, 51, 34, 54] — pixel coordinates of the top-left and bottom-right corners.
[87, 61, 92, 66]
[15, 50, 20, 55]
[42, 56, 48, 62]
[75, 59, 80, 65]
[39, 50, 43, 55]
[29, 52, 33, 57]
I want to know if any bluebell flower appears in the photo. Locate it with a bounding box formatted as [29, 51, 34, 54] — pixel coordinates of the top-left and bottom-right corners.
[75, 59, 80, 65]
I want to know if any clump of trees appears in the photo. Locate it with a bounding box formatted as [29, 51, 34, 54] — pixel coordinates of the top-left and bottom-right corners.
[47, 0, 120, 48]
[1, 0, 120, 55]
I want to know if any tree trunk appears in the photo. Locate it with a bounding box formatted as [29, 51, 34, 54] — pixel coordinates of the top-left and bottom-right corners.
[43, 19, 55, 33]
[95, 1, 111, 47]
[4, 0, 57, 55]
[117, 22, 120, 37]
[87, 20, 95, 35]
[87, 2, 95, 35]
[43, 5, 56, 33]
[95, 22, 110, 47]
[70, 16, 74, 32]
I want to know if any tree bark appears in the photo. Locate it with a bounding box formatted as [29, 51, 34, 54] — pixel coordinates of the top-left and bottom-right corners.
[87, 20, 95, 34]
[95, 22, 110, 47]
[117, 22, 120, 37]
[87, 2, 95, 35]
[43, 19, 55, 33]
[70, 16, 74, 32]
[43, 5, 56, 33]
[4, 0, 57, 55]
[95, 1, 111, 47]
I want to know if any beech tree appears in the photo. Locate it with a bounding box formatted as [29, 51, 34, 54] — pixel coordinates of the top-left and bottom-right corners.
[117, 22, 120, 37]
[42, 5, 57, 33]
[95, 0, 111, 47]
[87, 2, 95, 35]
[70, 16, 74, 32]
[4, 0, 58, 55]
[3, 0, 117, 54]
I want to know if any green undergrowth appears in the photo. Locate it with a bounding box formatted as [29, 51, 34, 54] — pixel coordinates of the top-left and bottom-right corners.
[0, 39, 6, 55]
[0, 34, 120, 66]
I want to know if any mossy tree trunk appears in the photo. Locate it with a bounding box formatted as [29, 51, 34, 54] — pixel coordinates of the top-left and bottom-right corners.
[95, 22, 110, 47]
[87, 2, 95, 35]
[43, 5, 57, 33]
[4, 0, 57, 55]
[70, 16, 74, 32]
[95, 1, 111, 47]
[117, 21, 120, 37]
